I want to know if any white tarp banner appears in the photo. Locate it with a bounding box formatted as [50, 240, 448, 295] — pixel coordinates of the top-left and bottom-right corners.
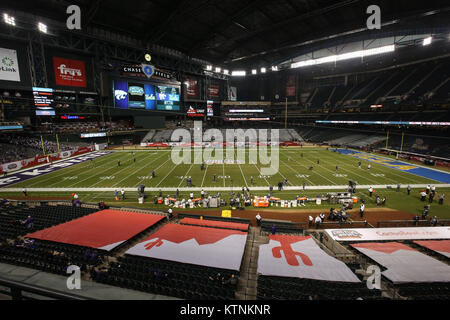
[125, 224, 247, 271]
[325, 227, 450, 242]
[257, 235, 360, 282]
[351, 242, 450, 283]
[414, 240, 450, 259]
[0, 48, 20, 82]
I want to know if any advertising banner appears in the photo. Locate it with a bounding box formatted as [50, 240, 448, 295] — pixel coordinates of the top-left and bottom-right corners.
[208, 85, 220, 98]
[53, 57, 87, 87]
[186, 79, 198, 97]
[0, 48, 20, 82]
[325, 227, 450, 242]
[0, 146, 95, 174]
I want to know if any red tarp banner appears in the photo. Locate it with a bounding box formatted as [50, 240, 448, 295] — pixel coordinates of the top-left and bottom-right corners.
[179, 218, 249, 231]
[414, 240, 450, 259]
[26, 210, 164, 251]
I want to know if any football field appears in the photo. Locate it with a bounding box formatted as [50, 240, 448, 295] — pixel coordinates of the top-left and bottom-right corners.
[1, 147, 445, 190]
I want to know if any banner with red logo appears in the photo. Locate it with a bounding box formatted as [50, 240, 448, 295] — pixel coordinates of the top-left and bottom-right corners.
[186, 79, 198, 98]
[53, 57, 87, 87]
[286, 75, 296, 97]
[208, 85, 220, 98]
[258, 235, 360, 282]
[125, 224, 247, 271]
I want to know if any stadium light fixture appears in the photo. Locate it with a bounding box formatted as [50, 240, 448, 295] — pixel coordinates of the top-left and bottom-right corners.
[38, 22, 47, 33]
[271, 66, 278, 71]
[3, 13, 15, 26]
[215, 67, 221, 73]
[291, 44, 396, 69]
[423, 37, 432, 46]
[231, 70, 246, 76]
[252, 69, 257, 75]
[260, 67, 266, 73]
[223, 69, 229, 75]
[206, 65, 212, 71]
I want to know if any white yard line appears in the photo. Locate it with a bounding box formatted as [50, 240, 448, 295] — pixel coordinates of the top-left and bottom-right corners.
[111, 151, 162, 187]
[155, 160, 181, 188]
[252, 164, 269, 186]
[20, 152, 120, 187]
[279, 158, 314, 185]
[286, 153, 337, 185]
[316, 153, 381, 185]
[177, 163, 194, 188]
[200, 164, 209, 187]
[328, 150, 427, 184]
[135, 155, 172, 187]
[222, 161, 226, 188]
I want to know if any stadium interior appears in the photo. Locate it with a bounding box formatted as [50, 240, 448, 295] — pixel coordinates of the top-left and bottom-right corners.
[0, 0, 449, 304]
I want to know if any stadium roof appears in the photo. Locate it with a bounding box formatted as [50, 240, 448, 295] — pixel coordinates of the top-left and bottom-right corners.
[2, 0, 450, 69]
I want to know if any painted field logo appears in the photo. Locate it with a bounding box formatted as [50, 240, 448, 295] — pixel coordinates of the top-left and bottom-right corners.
[171, 121, 279, 176]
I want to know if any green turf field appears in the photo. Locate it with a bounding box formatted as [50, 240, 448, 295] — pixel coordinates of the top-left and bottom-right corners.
[1, 147, 449, 218]
[3, 148, 442, 189]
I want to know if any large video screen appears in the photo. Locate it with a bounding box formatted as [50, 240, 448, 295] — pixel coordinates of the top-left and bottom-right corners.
[113, 80, 179, 111]
[33, 87, 56, 116]
[155, 85, 180, 111]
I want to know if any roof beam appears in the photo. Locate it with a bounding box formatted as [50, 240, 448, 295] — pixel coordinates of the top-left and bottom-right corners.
[145, 0, 212, 44]
[222, 0, 360, 61]
[187, 0, 272, 54]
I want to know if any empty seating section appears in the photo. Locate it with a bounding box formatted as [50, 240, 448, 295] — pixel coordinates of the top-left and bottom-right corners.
[0, 204, 97, 239]
[0, 204, 104, 277]
[96, 255, 238, 299]
[257, 276, 384, 300]
[141, 130, 156, 142]
[0, 239, 106, 276]
[395, 282, 450, 300]
[298, 58, 450, 111]
[152, 129, 174, 142]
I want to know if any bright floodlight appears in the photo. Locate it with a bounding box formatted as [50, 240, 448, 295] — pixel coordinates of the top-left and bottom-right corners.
[252, 69, 257, 75]
[271, 66, 278, 71]
[291, 44, 395, 69]
[38, 22, 47, 33]
[3, 13, 15, 26]
[215, 67, 221, 73]
[206, 65, 212, 71]
[423, 37, 432, 46]
[260, 67, 266, 73]
[231, 70, 246, 76]
[223, 69, 229, 75]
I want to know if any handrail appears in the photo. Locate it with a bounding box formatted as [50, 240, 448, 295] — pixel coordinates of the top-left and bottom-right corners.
[0, 277, 92, 300]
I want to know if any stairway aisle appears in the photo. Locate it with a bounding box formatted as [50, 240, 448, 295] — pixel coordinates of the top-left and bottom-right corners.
[235, 226, 269, 300]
